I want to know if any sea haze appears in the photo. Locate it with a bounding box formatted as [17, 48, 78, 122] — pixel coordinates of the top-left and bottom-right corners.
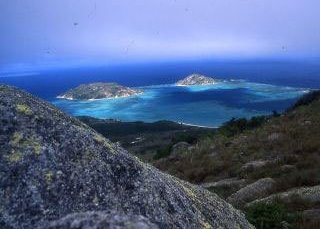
[0, 60, 318, 127]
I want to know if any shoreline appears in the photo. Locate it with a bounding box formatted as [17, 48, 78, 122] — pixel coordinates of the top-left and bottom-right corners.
[176, 121, 217, 129]
[56, 91, 144, 101]
[76, 115, 217, 129]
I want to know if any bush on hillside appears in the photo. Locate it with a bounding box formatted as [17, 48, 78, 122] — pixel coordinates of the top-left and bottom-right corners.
[153, 145, 172, 160]
[246, 202, 299, 229]
[288, 90, 320, 111]
[219, 116, 267, 137]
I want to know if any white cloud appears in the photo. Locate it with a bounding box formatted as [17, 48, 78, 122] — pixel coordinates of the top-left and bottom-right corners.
[1, 0, 319, 72]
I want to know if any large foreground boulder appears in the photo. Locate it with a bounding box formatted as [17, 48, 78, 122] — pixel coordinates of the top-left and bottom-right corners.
[0, 85, 253, 228]
[43, 211, 158, 229]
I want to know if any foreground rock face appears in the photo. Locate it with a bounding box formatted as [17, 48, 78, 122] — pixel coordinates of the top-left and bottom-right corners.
[57, 82, 142, 100]
[0, 85, 252, 228]
[176, 74, 217, 86]
[43, 211, 158, 229]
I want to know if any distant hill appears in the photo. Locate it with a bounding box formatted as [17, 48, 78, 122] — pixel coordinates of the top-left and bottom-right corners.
[176, 74, 218, 86]
[57, 82, 142, 100]
[0, 84, 252, 228]
[78, 116, 214, 161]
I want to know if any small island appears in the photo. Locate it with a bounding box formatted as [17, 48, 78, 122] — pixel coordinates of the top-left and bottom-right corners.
[176, 74, 217, 86]
[57, 82, 143, 100]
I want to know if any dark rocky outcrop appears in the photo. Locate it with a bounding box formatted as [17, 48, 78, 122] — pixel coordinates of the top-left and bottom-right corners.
[227, 178, 276, 208]
[240, 160, 272, 173]
[0, 84, 252, 228]
[201, 178, 248, 191]
[301, 209, 320, 226]
[57, 82, 142, 100]
[247, 185, 320, 207]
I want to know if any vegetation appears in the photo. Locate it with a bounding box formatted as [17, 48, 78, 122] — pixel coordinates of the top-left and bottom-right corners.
[218, 115, 268, 137]
[79, 118, 193, 136]
[153, 145, 172, 160]
[288, 90, 320, 111]
[155, 91, 320, 181]
[246, 202, 299, 229]
[79, 117, 214, 161]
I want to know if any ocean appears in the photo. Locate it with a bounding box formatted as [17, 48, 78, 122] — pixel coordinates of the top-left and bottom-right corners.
[1, 60, 319, 127]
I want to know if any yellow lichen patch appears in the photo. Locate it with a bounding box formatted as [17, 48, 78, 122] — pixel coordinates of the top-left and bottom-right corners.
[45, 171, 54, 184]
[201, 222, 212, 229]
[94, 134, 117, 154]
[82, 150, 96, 162]
[32, 140, 42, 155]
[182, 184, 196, 199]
[16, 104, 32, 115]
[5, 150, 22, 162]
[9, 132, 42, 156]
[10, 132, 23, 146]
[94, 134, 106, 144]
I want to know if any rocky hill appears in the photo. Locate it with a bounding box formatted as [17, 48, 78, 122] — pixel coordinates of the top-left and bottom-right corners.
[176, 74, 217, 86]
[0, 84, 252, 228]
[57, 82, 142, 100]
[154, 90, 320, 228]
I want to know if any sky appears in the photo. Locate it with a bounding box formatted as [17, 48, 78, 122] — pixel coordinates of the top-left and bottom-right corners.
[1, 0, 320, 74]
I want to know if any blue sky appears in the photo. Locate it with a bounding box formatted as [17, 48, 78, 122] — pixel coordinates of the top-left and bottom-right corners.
[1, 0, 320, 74]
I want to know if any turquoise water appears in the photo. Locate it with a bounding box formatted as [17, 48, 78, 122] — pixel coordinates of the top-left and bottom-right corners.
[51, 80, 308, 127]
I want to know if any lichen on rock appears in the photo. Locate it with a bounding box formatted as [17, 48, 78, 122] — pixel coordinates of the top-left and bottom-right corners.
[16, 104, 32, 115]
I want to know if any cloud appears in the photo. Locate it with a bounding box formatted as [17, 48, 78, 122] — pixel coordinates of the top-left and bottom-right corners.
[1, 0, 320, 72]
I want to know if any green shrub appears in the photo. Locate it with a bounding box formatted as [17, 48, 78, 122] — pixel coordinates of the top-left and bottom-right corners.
[219, 116, 267, 137]
[246, 202, 298, 229]
[288, 90, 320, 111]
[171, 133, 199, 144]
[153, 145, 172, 160]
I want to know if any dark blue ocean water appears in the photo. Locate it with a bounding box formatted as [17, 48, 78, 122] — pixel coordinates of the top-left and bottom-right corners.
[1, 60, 319, 127]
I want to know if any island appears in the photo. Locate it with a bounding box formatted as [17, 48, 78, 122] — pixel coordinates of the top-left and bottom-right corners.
[176, 74, 217, 86]
[57, 82, 143, 100]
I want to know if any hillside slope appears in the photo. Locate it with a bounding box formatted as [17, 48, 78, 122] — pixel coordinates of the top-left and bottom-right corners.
[0, 84, 252, 229]
[154, 91, 320, 228]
